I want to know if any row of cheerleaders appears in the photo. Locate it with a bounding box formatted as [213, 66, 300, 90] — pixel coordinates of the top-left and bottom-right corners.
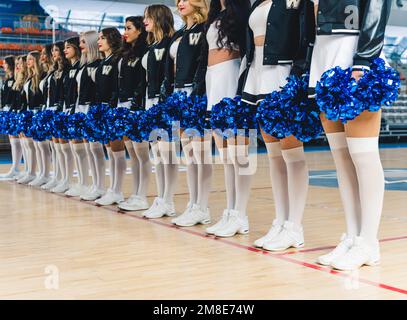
[1, 58, 399, 144]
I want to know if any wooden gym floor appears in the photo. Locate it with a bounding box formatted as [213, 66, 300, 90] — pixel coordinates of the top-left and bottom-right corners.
[0, 147, 406, 300]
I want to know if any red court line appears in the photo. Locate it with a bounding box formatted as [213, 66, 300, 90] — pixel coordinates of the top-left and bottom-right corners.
[9, 182, 407, 297]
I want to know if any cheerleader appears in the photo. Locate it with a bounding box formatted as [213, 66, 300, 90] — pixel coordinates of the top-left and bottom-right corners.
[28, 45, 54, 187]
[93, 27, 123, 206]
[134, 5, 175, 215]
[76, 31, 105, 201]
[17, 51, 45, 185]
[182, 0, 249, 232]
[43, 42, 69, 191]
[215, 0, 315, 242]
[309, 0, 392, 270]
[0, 56, 21, 180]
[9, 56, 28, 181]
[145, 0, 210, 221]
[116, 16, 151, 211]
[51, 37, 81, 194]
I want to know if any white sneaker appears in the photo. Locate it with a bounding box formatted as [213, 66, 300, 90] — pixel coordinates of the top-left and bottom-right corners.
[331, 236, 380, 271]
[171, 202, 193, 224]
[15, 171, 26, 180]
[206, 209, 230, 234]
[0, 168, 20, 180]
[29, 176, 50, 187]
[118, 195, 149, 211]
[143, 197, 176, 219]
[173, 204, 211, 227]
[214, 209, 249, 238]
[262, 221, 304, 251]
[317, 233, 354, 266]
[65, 184, 85, 197]
[41, 178, 59, 190]
[80, 186, 105, 201]
[95, 189, 124, 206]
[17, 174, 36, 184]
[51, 181, 70, 193]
[253, 219, 283, 248]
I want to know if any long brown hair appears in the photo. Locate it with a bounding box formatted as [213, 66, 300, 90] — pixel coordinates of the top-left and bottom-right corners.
[145, 5, 175, 44]
[100, 27, 123, 59]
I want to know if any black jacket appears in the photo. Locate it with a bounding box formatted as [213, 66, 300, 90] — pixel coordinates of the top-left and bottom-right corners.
[245, 0, 315, 68]
[145, 37, 172, 100]
[47, 68, 68, 111]
[118, 56, 146, 109]
[1, 76, 15, 109]
[23, 78, 44, 111]
[162, 23, 206, 98]
[78, 59, 101, 106]
[95, 54, 119, 107]
[39, 72, 53, 109]
[315, 0, 392, 70]
[63, 60, 81, 114]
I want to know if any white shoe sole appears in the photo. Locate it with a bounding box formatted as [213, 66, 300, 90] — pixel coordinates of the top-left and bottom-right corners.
[175, 218, 211, 227]
[263, 242, 304, 252]
[118, 204, 149, 211]
[215, 228, 249, 238]
[331, 259, 380, 271]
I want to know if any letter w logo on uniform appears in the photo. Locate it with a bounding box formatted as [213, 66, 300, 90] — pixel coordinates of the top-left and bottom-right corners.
[154, 48, 165, 61]
[102, 66, 112, 75]
[286, 0, 301, 9]
[189, 32, 202, 45]
[69, 70, 76, 78]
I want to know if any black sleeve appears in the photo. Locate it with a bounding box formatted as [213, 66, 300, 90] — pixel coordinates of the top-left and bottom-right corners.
[291, 0, 316, 77]
[110, 59, 120, 108]
[352, 0, 392, 71]
[191, 36, 208, 97]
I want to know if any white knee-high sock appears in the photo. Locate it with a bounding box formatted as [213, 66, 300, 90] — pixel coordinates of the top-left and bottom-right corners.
[158, 141, 179, 204]
[34, 141, 42, 176]
[181, 138, 198, 205]
[218, 147, 236, 210]
[90, 142, 106, 191]
[21, 138, 29, 174]
[55, 143, 65, 181]
[50, 141, 59, 180]
[228, 144, 255, 215]
[326, 133, 361, 237]
[151, 141, 164, 198]
[61, 143, 74, 184]
[281, 146, 309, 227]
[26, 138, 37, 176]
[9, 138, 22, 172]
[133, 141, 151, 198]
[347, 137, 384, 245]
[265, 142, 289, 225]
[106, 146, 115, 191]
[124, 140, 140, 195]
[39, 141, 51, 178]
[192, 140, 213, 209]
[84, 142, 96, 187]
[72, 143, 89, 186]
[112, 150, 126, 194]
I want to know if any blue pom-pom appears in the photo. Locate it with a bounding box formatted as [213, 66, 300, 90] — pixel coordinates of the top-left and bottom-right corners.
[0, 111, 9, 134]
[17, 110, 35, 137]
[7, 112, 21, 136]
[51, 112, 69, 139]
[105, 107, 133, 142]
[31, 110, 54, 141]
[84, 104, 111, 144]
[126, 110, 150, 142]
[354, 58, 400, 112]
[211, 96, 257, 138]
[181, 94, 208, 136]
[315, 67, 360, 123]
[67, 112, 87, 141]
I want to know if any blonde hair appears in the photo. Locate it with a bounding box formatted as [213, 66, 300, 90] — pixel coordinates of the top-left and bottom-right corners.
[80, 30, 101, 66]
[26, 51, 43, 94]
[175, 0, 209, 24]
[13, 55, 28, 91]
[145, 5, 175, 44]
